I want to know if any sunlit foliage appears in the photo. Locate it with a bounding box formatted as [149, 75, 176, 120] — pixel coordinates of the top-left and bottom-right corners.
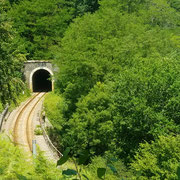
[0, 0, 25, 105]
[45, 0, 180, 166]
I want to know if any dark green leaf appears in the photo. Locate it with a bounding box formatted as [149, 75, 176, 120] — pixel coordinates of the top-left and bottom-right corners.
[78, 150, 89, 165]
[62, 169, 77, 176]
[57, 147, 71, 166]
[63, 147, 71, 156]
[57, 155, 69, 166]
[97, 168, 106, 179]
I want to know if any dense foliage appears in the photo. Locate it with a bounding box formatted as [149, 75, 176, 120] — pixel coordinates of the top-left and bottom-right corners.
[47, 0, 180, 161]
[0, 0, 26, 107]
[131, 135, 180, 179]
[0, 0, 100, 104]
[0, 133, 133, 179]
[0, 134, 61, 179]
[1, 0, 180, 178]
[8, 0, 74, 60]
[43, 0, 180, 178]
[7, 0, 100, 60]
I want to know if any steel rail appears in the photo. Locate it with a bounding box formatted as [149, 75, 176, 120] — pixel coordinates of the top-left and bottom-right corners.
[26, 93, 46, 152]
[13, 93, 40, 146]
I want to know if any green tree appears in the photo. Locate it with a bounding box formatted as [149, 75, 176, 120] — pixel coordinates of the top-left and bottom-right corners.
[61, 83, 113, 156]
[131, 135, 180, 179]
[0, 0, 25, 105]
[55, 0, 179, 118]
[74, 0, 100, 16]
[168, 0, 180, 11]
[8, 0, 75, 60]
[56, 55, 180, 162]
[50, 0, 180, 163]
[108, 58, 180, 162]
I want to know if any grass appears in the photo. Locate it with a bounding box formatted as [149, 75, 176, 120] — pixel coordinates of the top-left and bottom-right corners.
[34, 125, 43, 135]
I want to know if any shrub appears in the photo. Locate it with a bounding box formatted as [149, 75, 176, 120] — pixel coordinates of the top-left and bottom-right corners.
[131, 135, 180, 179]
[0, 134, 61, 179]
[34, 125, 43, 135]
[44, 92, 67, 131]
[85, 156, 133, 180]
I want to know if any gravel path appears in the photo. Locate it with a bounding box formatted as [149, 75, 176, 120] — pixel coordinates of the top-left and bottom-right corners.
[33, 99, 59, 162]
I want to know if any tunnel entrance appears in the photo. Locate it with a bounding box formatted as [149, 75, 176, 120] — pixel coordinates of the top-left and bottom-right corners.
[32, 69, 52, 92]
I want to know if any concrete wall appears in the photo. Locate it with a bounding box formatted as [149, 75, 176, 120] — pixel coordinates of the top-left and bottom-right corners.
[24, 60, 54, 92]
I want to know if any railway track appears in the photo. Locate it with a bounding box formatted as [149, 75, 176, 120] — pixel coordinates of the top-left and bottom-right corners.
[13, 92, 46, 153]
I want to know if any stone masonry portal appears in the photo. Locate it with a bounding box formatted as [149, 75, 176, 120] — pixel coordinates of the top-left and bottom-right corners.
[24, 60, 54, 92]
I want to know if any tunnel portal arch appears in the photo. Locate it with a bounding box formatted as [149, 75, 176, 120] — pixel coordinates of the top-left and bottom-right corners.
[24, 61, 55, 92]
[31, 68, 52, 92]
[30, 67, 53, 92]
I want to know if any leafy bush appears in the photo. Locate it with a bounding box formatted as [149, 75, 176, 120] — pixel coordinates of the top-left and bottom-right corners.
[60, 82, 114, 156]
[44, 92, 68, 150]
[33, 149, 61, 180]
[131, 135, 180, 179]
[57, 147, 133, 180]
[85, 156, 133, 180]
[0, 134, 61, 179]
[34, 125, 43, 135]
[44, 92, 66, 131]
[9, 88, 31, 111]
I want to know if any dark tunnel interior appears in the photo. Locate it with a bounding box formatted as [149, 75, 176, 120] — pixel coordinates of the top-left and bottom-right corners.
[32, 69, 52, 92]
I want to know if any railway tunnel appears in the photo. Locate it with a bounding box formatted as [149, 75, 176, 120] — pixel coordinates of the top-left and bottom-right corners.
[24, 61, 55, 92]
[32, 69, 52, 92]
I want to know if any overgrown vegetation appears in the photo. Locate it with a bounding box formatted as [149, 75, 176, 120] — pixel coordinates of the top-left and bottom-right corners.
[7, 0, 100, 60]
[1, 0, 180, 178]
[44, 0, 180, 178]
[0, 0, 101, 106]
[34, 125, 43, 135]
[0, 0, 26, 107]
[131, 135, 180, 179]
[0, 134, 61, 179]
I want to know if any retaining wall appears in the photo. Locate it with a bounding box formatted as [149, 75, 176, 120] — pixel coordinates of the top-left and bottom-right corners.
[0, 105, 9, 131]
